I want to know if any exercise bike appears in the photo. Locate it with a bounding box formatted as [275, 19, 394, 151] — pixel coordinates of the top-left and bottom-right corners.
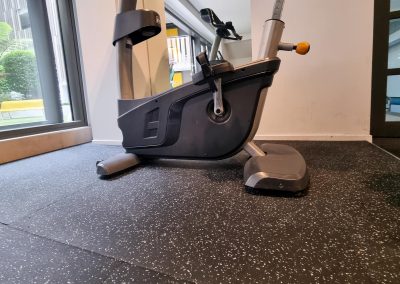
[97, 0, 311, 192]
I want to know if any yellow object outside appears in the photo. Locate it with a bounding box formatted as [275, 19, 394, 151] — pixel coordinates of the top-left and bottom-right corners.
[167, 28, 179, 37]
[0, 99, 44, 112]
[172, 72, 183, 88]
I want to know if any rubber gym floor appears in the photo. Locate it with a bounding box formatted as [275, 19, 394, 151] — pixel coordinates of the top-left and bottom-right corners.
[0, 141, 399, 283]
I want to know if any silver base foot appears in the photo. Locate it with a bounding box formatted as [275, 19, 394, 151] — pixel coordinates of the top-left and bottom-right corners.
[244, 143, 309, 192]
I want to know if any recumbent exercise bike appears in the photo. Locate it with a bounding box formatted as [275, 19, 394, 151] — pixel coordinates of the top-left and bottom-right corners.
[97, 0, 311, 193]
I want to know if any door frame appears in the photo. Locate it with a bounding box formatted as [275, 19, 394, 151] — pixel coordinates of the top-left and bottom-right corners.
[371, 0, 400, 137]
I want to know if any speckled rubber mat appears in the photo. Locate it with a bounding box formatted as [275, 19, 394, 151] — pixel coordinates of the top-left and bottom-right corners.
[1, 141, 399, 283]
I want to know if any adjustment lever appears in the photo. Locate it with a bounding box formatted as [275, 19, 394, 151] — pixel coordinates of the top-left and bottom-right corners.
[279, 41, 310, 55]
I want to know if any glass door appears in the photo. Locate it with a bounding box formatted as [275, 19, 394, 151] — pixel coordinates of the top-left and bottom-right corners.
[371, 0, 400, 137]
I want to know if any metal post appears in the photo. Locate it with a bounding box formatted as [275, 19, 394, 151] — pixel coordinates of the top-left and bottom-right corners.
[213, 78, 224, 115]
[209, 35, 221, 61]
[245, 0, 287, 156]
[244, 141, 266, 157]
[272, 0, 285, 20]
[210, 34, 223, 115]
[257, 0, 286, 60]
[118, 0, 137, 12]
[117, 41, 134, 100]
[27, 0, 63, 123]
[117, 0, 137, 100]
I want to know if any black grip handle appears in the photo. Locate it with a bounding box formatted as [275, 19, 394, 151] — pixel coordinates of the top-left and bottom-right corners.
[196, 52, 217, 92]
[200, 8, 243, 41]
[200, 8, 225, 28]
[223, 22, 243, 41]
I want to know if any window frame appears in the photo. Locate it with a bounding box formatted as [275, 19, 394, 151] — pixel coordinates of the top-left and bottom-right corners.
[0, 0, 87, 140]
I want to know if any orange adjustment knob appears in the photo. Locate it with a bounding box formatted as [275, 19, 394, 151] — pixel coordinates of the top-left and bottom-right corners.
[296, 42, 311, 55]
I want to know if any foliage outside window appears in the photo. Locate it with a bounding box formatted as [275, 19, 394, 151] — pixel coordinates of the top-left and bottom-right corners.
[0, 22, 39, 103]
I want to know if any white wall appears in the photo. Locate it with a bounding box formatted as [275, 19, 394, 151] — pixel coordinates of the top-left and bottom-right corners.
[76, 0, 374, 144]
[74, 0, 122, 144]
[252, 0, 374, 141]
[222, 37, 252, 67]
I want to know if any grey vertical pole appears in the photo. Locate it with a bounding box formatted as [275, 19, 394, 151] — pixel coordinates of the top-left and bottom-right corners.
[209, 35, 223, 115]
[257, 0, 286, 59]
[246, 0, 286, 156]
[119, 0, 137, 12]
[272, 0, 285, 20]
[209, 35, 221, 61]
[27, 0, 63, 123]
[117, 0, 137, 100]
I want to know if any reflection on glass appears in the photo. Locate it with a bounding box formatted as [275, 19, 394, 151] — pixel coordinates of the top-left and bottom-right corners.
[391, 0, 400, 12]
[165, 16, 211, 89]
[0, 0, 72, 130]
[388, 19, 400, 69]
[46, 0, 72, 123]
[386, 75, 400, 122]
[166, 29, 193, 88]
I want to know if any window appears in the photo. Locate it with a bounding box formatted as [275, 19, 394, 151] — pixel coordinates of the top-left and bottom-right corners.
[391, 0, 400, 12]
[0, 0, 86, 139]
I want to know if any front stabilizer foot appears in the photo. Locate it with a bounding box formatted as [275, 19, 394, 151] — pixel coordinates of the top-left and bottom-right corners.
[97, 152, 140, 177]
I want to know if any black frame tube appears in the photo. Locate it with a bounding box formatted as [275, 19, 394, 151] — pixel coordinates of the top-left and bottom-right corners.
[119, 0, 137, 13]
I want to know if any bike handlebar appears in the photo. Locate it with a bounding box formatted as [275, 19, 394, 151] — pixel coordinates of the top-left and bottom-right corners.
[200, 8, 242, 41]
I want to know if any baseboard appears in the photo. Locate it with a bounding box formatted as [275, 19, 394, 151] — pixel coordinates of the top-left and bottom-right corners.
[92, 135, 373, 147]
[92, 139, 122, 146]
[254, 134, 373, 143]
[0, 127, 92, 164]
